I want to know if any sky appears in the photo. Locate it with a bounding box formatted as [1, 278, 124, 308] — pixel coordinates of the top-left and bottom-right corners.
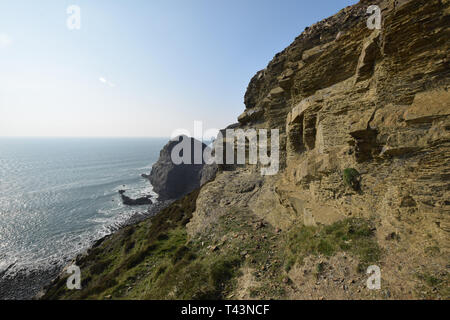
[0, 0, 357, 138]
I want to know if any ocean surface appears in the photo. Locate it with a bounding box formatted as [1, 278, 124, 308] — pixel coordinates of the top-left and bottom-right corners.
[0, 137, 167, 296]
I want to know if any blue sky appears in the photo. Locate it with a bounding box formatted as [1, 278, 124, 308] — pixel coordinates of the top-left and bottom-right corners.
[0, 0, 357, 137]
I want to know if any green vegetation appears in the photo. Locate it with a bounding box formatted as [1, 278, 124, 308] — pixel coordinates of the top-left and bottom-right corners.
[203, 211, 286, 299]
[424, 245, 440, 257]
[42, 189, 242, 300]
[416, 271, 450, 299]
[285, 218, 381, 273]
[42, 187, 384, 301]
[315, 262, 327, 279]
[343, 168, 361, 191]
[417, 272, 442, 287]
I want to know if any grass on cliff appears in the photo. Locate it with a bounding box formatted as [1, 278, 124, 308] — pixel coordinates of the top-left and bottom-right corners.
[415, 271, 450, 299]
[42, 189, 242, 300]
[343, 168, 361, 191]
[284, 218, 381, 273]
[42, 191, 381, 300]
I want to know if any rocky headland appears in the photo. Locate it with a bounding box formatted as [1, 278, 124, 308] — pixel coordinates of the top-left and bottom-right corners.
[42, 0, 449, 300]
[145, 136, 217, 201]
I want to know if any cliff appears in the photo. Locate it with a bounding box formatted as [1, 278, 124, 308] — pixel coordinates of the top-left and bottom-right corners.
[42, 0, 449, 300]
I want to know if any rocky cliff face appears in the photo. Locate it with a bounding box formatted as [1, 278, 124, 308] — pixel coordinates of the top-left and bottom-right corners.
[42, 0, 449, 300]
[190, 0, 449, 299]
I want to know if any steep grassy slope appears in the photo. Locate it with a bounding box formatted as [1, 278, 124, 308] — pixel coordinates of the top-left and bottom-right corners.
[43, 190, 242, 300]
[42, 187, 388, 300]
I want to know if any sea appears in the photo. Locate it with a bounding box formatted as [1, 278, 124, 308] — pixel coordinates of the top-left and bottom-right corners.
[0, 137, 167, 299]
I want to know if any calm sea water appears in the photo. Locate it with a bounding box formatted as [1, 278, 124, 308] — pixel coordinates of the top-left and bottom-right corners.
[0, 138, 166, 279]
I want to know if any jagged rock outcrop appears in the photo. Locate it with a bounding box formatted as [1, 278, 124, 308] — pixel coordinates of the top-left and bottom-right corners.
[147, 136, 217, 200]
[118, 190, 153, 206]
